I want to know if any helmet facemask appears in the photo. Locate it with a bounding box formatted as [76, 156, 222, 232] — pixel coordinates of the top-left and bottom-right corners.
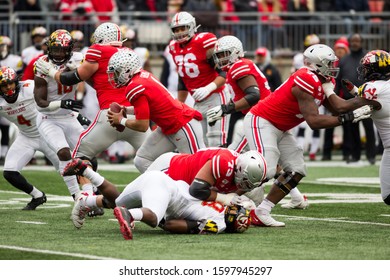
[107, 49, 142, 88]
[234, 151, 267, 192]
[357, 50, 390, 82]
[224, 204, 251, 233]
[304, 44, 340, 79]
[170, 12, 197, 43]
[47, 30, 74, 66]
[213, 36, 244, 71]
[0, 66, 19, 103]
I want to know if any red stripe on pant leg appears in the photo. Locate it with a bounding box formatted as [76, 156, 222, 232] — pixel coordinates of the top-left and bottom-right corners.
[182, 122, 199, 154]
[72, 110, 102, 158]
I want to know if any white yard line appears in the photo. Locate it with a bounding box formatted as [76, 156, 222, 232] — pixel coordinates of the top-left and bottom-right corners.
[274, 214, 390, 227]
[0, 245, 121, 260]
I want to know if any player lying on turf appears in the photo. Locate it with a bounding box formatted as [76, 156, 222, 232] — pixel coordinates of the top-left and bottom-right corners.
[63, 159, 251, 239]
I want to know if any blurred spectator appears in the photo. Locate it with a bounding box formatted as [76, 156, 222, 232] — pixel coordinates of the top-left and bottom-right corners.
[231, 0, 259, 49]
[168, 0, 184, 15]
[321, 37, 350, 161]
[13, 0, 42, 20]
[0, 36, 23, 75]
[259, 0, 287, 50]
[286, 0, 316, 36]
[90, 0, 119, 23]
[21, 26, 47, 67]
[182, 0, 219, 30]
[117, 0, 168, 20]
[21, 36, 48, 81]
[287, 0, 314, 14]
[70, 30, 88, 54]
[335, 0, 370, 34]
[254, 47, 282, 91]
[58, 0, 98, 25]
[335, 33, 376, 164]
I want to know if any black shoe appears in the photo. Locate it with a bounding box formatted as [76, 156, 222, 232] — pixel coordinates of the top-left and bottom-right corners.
[87, 207, 105, 217]
[368, 158, 376, 165]
[22, 193, 47, 210]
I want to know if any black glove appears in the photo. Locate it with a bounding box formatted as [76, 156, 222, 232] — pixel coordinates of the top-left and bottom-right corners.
[338, 105, 373, 124]
[61, 99, 83, 112]
[77, 113, 91, 126]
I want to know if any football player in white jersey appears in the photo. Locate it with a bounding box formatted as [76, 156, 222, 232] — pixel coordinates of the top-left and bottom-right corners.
[354, 50, 390, 206]
[0, 66, 60, 210]
[62, 159, 251, 238]
[0, 36, 24, 163]
[34, 29, 89, 200]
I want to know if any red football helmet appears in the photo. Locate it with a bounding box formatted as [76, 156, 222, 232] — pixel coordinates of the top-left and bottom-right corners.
[0, 66, 20, 101]
[47, 29, 74, 65]
[224, 204, 251, 233]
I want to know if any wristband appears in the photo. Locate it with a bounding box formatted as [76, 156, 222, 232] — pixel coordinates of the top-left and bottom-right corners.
[47, 100, 61, 111]
[206, 82, 217, 92]
[120, 117, 127, 126]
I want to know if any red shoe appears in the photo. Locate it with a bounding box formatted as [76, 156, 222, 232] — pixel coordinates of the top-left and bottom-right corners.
[113, 206, 134, 240]
[309, 153, 316, 161]
[250, 209, 285, 227]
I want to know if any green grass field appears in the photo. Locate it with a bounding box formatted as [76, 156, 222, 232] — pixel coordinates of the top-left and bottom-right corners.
[0, 162, 389, 261]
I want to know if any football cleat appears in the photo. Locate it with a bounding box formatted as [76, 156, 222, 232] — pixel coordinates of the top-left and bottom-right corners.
[113, 206, 134, 240]
[249, 210, 285, 227]
[71, 192, 90, 229]
[62, 159, 88, 176]
[281, 195, 309, 209]
[22, 192, 47, 210]
[87, 207, 105, 217]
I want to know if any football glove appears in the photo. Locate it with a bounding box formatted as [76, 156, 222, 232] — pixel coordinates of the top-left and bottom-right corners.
[35, 59, 57, 78]
[338, 105, 373, 124]
[65, 59, 78, 71]
[192, 82, 217, 102]
[77, 113, 91, 126]
[342, 79, 358, 95]
[207, 102, 235, 126]
[61, 99, 83, 112]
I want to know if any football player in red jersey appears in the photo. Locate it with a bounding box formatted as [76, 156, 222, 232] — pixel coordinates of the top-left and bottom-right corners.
[169, 11, 230, 148]
[206, 35, 308, 209]
[147, 148, 267, 207]
[62, 159, 251, 236]
[243, 44, 379, 227]
[35, 23, 149, 206]
[106, 48, 206, 173]
[206, 35, 272, 153]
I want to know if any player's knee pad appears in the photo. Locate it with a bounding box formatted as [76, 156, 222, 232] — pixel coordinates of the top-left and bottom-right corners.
[274, 171, 304, 195]
[384, 194, 390, 205]
[3, 170, 21, 184]
[134, 155, 152, 174]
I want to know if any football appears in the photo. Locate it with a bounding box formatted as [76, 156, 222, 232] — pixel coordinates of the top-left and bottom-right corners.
[109, 102, 126, 132]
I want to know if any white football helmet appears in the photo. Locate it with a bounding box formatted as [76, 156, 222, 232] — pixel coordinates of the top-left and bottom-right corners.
[235, 151, 267, 192]
[107, 48, 142, 88]
[170, 12, 197, 43]
[213, 35, 244, 70]
[93, 22, 122, 45]
[303, 44, 340, 78]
